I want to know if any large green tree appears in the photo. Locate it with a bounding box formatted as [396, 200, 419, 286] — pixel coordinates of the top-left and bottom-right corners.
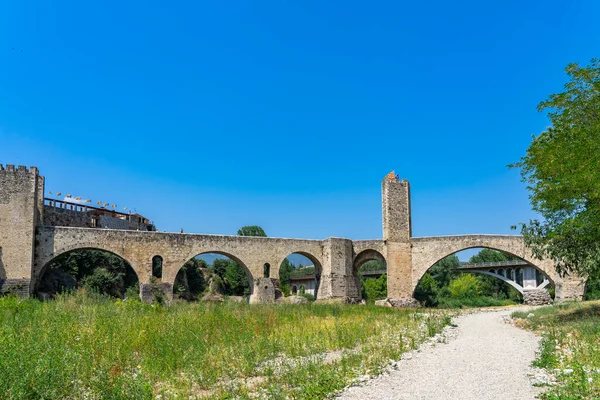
[512, 59, 600, 277]
[237, 226, 267, 237]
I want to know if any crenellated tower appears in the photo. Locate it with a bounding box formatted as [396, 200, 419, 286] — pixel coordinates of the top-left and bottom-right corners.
[0, 164, 44, 297]
[382, 172, 416, 303]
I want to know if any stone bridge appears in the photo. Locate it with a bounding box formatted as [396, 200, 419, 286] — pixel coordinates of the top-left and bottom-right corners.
[0, 164, 587, 304]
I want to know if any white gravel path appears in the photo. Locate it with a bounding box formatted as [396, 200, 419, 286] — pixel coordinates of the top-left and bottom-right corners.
[338, 308, 543, 400]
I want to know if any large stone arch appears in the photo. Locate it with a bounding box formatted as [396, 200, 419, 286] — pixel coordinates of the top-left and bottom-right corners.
[33, 245, 141, 296]
[410, 235, 565, 298]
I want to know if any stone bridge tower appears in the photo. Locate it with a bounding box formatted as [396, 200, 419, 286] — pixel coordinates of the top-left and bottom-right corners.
[0, 165, 44, 297]
[381, 173, 416, 304]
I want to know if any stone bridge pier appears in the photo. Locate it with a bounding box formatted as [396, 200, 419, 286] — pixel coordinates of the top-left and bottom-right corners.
[0, 165, 588, 305]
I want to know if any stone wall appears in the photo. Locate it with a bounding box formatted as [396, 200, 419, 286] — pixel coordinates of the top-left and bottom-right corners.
[522, 289, 552, 306]
[43, 206, 92, 228]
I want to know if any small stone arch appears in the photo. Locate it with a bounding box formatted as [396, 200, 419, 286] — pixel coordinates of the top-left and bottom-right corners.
[277, 251, 323, 299]
[353, 249, 387, 274]
[351, 249, 387, 301]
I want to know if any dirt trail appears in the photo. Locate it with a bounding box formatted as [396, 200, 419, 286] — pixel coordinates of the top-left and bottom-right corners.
[338, 308, 542, 400]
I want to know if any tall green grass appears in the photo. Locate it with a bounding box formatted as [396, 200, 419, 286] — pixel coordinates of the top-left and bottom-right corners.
[513, 301, 600, 399]
[0, 291, 449, 399]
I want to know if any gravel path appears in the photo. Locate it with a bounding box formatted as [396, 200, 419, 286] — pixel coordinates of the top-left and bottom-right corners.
[338, 308, 542, 400]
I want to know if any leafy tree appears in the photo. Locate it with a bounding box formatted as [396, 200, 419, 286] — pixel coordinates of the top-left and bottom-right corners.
[39, 250, 139, 298]
[468, 249, 517, 263]
[237, 226, 267, 237]
[359, 260, 385, 272]
[361, 274, 387, 302]
[429, 254, 460, 288]
[448, 274, 481, 299]
[80, 267, 124, 297]
[279, 258, 294, 287]
[174, 258, 207, 300]
[414, 273, 439, 306]
[511, 59, 600, 277]
[210, 258, 250, 296]
[225, 261, 250, 296]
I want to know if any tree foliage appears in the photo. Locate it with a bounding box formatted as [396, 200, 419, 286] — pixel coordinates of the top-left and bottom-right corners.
[512, 59, 600, 277]
[361, 274, 387, 302]
[174, 258, 207, 300]
[448, 274, 481, 299]
[211, 258, 250, 296]
[39, 250, 139, 298]
[279, 258, 294, 287]
[237, 226, 267, 237]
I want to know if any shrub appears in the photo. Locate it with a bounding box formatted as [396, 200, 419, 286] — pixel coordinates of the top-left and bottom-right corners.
[362, 274, 387, 302]
[448, 274, 481, 299]
[80, 267, 124, 298]
[280, 284, 291, 297]
[414, 273, 439, 306]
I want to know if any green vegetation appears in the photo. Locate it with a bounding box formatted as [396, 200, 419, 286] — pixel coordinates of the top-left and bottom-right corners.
[361, 274, 387, 303]
[358, 261, 387, 303]
[237, 225, 267, 237]
[174, 258, 208, 300]
[512, 59, 600, 278]
[414, 249, 522, 308]
[513, 301, 600, 399]
[0, 293, 449, 399]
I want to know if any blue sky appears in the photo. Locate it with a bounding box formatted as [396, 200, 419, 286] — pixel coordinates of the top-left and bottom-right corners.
[1, 1, 598, 244]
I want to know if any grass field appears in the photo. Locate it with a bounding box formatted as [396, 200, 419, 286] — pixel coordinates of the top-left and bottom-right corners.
[513, 301, 600, 399]
[0, 292, 450, 399]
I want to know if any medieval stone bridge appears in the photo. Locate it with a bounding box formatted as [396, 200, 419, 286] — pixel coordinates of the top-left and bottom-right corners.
[0, 164, 587, 304]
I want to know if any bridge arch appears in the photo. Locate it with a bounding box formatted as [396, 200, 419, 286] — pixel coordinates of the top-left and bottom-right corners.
[411, 235, 559, 291]
[277, 251, 323, 299]
[351, 249, 387, 301]
[353, 249, 386, 273]
[34, 247, 141, 298]
[172, 250, 255, 296]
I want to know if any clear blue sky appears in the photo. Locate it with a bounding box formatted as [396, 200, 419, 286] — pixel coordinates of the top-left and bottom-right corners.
[1, 1, 598, 241]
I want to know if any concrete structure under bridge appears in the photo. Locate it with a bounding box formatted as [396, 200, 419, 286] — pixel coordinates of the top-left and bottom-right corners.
[0, 164, 587, 305]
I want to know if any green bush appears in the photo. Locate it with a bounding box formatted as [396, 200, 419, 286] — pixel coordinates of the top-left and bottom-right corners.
[414, 273, 439, 306]
[280, 284, 291, 297]
[80, 267, 125, 298]
[362, 274, 387, 302]
[448, 274, 481, 299]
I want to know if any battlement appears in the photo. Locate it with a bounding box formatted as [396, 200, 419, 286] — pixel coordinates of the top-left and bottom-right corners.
[0, 164, 39, 174]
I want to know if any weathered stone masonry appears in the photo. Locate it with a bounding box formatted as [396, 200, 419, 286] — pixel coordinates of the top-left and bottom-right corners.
[0, 165, 587, 304]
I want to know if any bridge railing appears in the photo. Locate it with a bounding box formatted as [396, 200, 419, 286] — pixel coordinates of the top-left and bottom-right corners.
[459, 260, 529, 269]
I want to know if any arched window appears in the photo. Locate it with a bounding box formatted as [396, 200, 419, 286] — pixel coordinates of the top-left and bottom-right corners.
[263, 263, 271, 278]
[152, 255, 163, 279]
